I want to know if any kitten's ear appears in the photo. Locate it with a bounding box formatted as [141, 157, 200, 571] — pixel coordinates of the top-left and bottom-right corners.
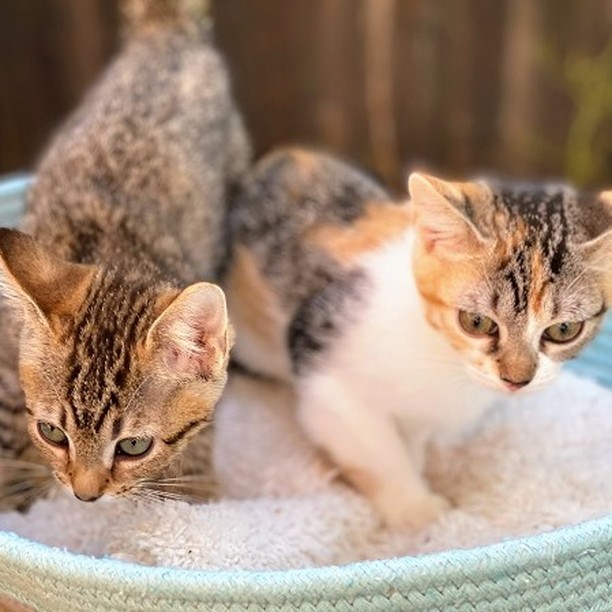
[576, 191, 612, 260]
[147, 282, 232, 380]
[408, 173, 487, 256]
[0, 228, 96, 324]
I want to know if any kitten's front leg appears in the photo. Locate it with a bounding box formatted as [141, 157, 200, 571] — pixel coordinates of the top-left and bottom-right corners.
[297, 374, 449, 529]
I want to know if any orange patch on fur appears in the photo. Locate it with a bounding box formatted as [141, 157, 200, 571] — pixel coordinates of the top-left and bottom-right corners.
[341, 463, 382, 499]
[307, 202, 412, 264]
[287, 148, 319, 175]
[413, 245, 490, 353]
[528, 248, 549, 314]
[225, 246, 288, 358]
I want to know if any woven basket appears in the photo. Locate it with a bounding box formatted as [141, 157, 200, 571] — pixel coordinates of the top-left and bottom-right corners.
[1, 177, 611, 611]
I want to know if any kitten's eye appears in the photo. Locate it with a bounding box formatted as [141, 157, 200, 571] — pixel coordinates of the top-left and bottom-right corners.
[116, 437, 153, 457]
[458, 311, 498, 337]
[542, 321, 584, 344]
[38, 422, 68, 447]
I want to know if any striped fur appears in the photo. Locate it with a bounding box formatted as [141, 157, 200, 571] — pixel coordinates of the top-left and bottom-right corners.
[0, 0, 249, 508]
[226, 149, 612, 528]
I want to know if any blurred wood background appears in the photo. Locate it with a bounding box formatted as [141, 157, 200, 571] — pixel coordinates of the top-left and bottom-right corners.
[1, 0, 612, 190]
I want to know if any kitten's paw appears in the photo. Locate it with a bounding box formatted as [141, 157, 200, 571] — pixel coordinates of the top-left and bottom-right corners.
[376, 490, 450, 531]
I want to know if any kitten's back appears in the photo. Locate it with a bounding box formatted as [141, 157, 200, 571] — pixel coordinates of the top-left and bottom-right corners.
[229, 149, 390, 297]
[226, 149, 397, 379]
[25, 0, 250, 280]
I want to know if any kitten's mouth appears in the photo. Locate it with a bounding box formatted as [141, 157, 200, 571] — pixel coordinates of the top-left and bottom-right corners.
[479, 375, 554, 396]
[499, 378, 531, 393]
[466, 367, 534, 394]
[55, 473, 114, 502]
[465, 367, 506, 392]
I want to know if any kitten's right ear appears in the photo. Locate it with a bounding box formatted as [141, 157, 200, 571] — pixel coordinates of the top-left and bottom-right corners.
[575, 192, 612, 301]
[408, 173, 487, 257]
[0, 228, 96, 324]
[576, 191, 612, 256]
[147, 282, 232, 381]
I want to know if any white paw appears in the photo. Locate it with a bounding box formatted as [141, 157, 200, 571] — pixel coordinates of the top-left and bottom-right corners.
[375, 489, 451, 531]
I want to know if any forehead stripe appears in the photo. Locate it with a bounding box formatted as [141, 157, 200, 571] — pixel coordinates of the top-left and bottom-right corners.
[111, 416, 123, 439]
[163, 417, 210, 447]
[59, 408, 67, 430]
[64, 274, 155, 430]
[93, 389, 121, 433]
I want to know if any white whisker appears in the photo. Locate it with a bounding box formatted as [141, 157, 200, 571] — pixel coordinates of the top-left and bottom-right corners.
[123, 373, 156, 415]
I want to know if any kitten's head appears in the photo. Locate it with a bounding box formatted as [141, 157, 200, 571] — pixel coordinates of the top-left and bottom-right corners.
[409, 173, 612, 393]
[0, 228, 231, 502]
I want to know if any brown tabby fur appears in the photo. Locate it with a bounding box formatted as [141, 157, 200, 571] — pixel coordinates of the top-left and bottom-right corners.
[0, 0, 250, 509]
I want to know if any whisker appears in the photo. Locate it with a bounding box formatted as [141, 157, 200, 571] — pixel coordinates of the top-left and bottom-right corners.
[565, 266, 592, 293]
[0, 458, 51, 472]
[123, 373, 156, 415]
[0, 475, 53, 511]
[128, 488, 182, 505]
[145, 480, 213, 490]
[132, 478, 213, 503]
[1, 479, 47, 496]
[121, 489, 161, 506]
[152, 474, 214, 483]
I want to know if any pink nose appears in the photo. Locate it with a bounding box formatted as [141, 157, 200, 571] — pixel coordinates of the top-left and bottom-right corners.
[501, 377, 531, 392]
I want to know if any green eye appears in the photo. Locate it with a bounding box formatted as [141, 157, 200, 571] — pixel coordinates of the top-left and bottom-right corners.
[116, 437, 153, 457]
[542, 321, 584, 344]
[458, 311, 499, 337]
[38, 422, 68, 447]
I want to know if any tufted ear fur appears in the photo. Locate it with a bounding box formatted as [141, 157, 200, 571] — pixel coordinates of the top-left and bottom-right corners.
[408, 173, 488, 257]
[576, 191, 612, 257]
[147, 282, 232, 380]
[0, 228, 96, 326]
[575, 192, 612, 301]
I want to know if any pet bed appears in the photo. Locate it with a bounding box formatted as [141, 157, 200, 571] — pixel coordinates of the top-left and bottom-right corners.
[1, 176, 612, 611]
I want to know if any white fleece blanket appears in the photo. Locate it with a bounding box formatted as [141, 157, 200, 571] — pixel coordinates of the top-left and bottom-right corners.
[1, 370, 612, 570]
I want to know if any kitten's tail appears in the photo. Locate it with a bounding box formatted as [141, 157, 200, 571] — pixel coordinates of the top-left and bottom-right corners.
[121, 0, 210, 37]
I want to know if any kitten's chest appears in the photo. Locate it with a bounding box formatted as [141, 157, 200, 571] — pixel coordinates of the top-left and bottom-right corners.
[327, 239, 495, 429]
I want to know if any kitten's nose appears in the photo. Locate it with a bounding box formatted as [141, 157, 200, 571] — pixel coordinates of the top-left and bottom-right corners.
[74, 492, 101, 503]
[71, 466, 109, 502]
[501, 376, 531, 391]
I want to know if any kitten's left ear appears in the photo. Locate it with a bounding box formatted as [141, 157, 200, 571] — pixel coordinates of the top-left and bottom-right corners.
[147, 282, 232, 380]
[576, 191, 612, 260]
[408, 173, 488, 256]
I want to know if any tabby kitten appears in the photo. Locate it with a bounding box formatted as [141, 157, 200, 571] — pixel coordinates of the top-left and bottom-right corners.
[0, 0, 250, 507]
[226, 149, 612, 528]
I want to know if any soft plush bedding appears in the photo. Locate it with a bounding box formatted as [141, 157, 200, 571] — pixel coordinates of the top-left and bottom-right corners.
[2, 177, 612, 611]
[2, 366, 612, 573]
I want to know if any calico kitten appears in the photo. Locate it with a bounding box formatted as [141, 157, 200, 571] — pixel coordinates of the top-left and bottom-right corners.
[226, 148, 612, 528]
[0, 0, 250, 508]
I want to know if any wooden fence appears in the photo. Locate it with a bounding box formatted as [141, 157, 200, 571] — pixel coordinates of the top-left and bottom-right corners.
[1, 0, 612, 190]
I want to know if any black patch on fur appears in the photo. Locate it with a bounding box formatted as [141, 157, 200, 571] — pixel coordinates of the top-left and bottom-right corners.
[288, 269, 368, 374]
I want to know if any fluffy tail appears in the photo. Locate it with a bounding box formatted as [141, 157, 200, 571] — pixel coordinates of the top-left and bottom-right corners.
[121, 0, 210, 36]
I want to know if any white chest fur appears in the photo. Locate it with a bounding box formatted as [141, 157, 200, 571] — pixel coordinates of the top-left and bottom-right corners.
[294, 231, 500, 528]
[320, 231, 496, 433]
